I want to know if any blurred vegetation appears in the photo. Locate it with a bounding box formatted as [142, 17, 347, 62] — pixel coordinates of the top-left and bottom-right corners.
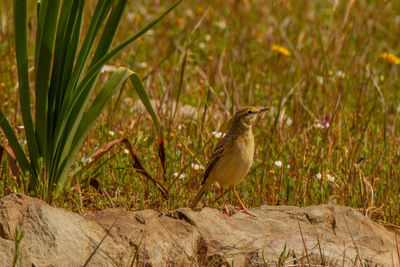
[0, 0, 399, 231]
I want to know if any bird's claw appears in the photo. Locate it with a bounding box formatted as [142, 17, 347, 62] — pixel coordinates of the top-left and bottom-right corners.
[223, 209, 234, 216]
[222, 203, 234, 216]
[233, 206, 256, 217]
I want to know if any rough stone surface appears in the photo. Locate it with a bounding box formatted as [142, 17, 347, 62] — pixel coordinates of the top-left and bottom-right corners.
[0, 194, 125, 267]
[0, 193, 398, 266]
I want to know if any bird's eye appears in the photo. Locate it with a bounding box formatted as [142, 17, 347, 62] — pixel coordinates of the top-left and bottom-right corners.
[247, 111, 253, 115]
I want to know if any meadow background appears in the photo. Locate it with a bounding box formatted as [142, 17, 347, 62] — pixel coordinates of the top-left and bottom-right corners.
[0, 0, 399, 232]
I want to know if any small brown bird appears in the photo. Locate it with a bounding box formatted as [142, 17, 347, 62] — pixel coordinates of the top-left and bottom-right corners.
[190, 106, 268, 217]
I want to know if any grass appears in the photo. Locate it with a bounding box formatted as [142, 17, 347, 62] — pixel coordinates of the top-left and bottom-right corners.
[0, 0, 400, 233]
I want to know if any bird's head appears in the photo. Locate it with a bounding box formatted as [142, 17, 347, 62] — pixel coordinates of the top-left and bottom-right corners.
[232, 106, 269, 128]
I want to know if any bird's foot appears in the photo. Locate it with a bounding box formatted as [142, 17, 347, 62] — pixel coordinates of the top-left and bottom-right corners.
[241, 209, 256, 217]
[223, 209, 234, 216]
[233, 206, 256, 217]
[222, 203, 234, 216]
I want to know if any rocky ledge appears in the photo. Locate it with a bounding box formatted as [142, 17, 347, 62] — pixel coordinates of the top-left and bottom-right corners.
[0, 194, 398, 266]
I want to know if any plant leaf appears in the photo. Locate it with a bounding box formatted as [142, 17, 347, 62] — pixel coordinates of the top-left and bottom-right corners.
[13, 0, 40, 184]
[0, 111, 34, 178]
[34, 0, 61, 157]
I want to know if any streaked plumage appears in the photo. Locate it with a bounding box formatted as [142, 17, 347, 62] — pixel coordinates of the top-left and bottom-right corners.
[190, 106, 268, 216]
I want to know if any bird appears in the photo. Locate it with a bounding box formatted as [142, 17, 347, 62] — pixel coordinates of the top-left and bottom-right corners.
[190, 106, 268, 217]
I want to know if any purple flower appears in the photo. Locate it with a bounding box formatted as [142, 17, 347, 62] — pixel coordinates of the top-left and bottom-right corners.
[322, 116, 329, 128]
[313, 116, 329, 129]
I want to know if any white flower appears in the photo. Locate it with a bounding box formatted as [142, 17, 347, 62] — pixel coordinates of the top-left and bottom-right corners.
[18, 125, 24, 129]
[146, 29, 154, 36]
[191, 163, 204, 171]
[326, 174, 335, 182]
[316, 76, 324, 85]
[314, 121, 329, 129]
[101, 65, 117, 73]
[212, 131, 225, 139]
[286, 164, 290, 169]
[108, 131, 115, 136]
[215, 19, 227, 29]
[126, 12, 135, 22]
[313, 122, 322, 129]
[185, 8, 194, 18]
[82, 157, 92, 164]
[123, 149, 129, 154]
[199, 42, 206, 50]
[204, 34, 211, 42]
[173, 172, 186, 179]
[137, 62, 148, 68]
[336, 70, 345, 78]
[274, 161, 282, 167]
[316, 173, 335, 182]
[286, 117, 293, 126]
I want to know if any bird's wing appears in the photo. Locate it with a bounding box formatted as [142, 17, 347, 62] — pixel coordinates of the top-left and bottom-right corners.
[202, 134, 231, 185]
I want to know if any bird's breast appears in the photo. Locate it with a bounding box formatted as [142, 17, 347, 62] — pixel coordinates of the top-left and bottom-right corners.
[210, 131, 254, 186]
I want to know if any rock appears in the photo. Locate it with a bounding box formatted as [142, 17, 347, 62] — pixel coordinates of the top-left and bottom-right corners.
[0, 194, 125, 267]
[0, 193, 398, 266]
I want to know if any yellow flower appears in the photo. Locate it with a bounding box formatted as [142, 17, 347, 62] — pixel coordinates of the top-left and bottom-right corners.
[271, 44, 291, 56]
[379, 52, 400, 65]
[175, 17, 183, 25]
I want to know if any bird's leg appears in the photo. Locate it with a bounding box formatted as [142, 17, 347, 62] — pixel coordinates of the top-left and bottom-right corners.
[221, 187, 233, 216]
[232, 186, 255, 217]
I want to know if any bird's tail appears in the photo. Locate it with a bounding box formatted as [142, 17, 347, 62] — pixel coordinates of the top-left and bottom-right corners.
[190, 183, 208, 209]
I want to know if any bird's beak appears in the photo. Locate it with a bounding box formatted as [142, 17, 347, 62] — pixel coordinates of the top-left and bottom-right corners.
[258, 107, 269, 113]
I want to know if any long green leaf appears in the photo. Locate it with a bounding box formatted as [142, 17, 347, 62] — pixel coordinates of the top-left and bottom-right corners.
[48, 0, 84, 180]
[129, 74, 162, 136]
[59, 0, 84, 95]
[48, 0, 76, 141]
[90, 0, 128, 67]
[13, 0, 40, 188]
[55, 68, 132, 190]
[0, 111, 35, 178]
[34, 0, 61, 158]
[60, 0, 113, 110]
[55, 69, 163, 192]
[51, 0, 182, 169]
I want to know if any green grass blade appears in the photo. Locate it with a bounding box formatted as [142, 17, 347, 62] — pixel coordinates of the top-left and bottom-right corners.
[53, 0, 127, 160]
[13, 0, 40, 180]
[34, 0, 61, 157]
[34, 0, 47, 73]
[55, 69, 163, 192]
[55, 68, 132, 190]
[48, 0, 84, 175]
[90, 0, 128, 67]
[89, 0, 183, 76]
[48, 0, 75, 137]
[59, 0, 84, 101]
[0, 111, 35, 179]
[60, 0, 113, 108]
[51, 0, 182, 162]
[129, 74, 162, 136]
